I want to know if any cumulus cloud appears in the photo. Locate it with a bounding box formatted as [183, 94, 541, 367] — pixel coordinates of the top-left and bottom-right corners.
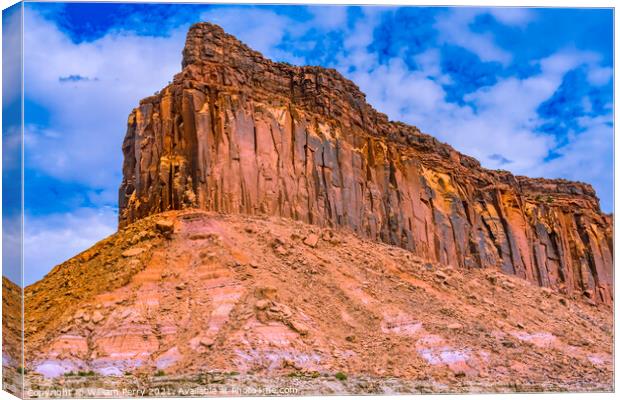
[340, 40, 564, 174]
[488, 7, 534, 27]
[22, 8, 187, 285]
[2, 214, 22, 285]
[528, 113, 613, 208]
[23, 8, 187, 195]
[2, 5, 22, 107]
[24, 208, 117, 285]
[306, 5, 349, 30]
[587, 66, 613, 86]
[435, 9, 513, 64]
[413, 49, 452, 84]
[200, 7, 306, 64]
[330, 11, 611, 209]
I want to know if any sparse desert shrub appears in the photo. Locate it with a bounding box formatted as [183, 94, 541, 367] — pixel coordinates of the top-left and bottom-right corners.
[335, 372, 347, 381]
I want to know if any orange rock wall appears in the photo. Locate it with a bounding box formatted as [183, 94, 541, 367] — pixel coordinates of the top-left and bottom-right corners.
[119, 23, 613, 304]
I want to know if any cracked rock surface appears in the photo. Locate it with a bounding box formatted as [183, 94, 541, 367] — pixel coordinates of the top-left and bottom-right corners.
[119, 23, 612, 305]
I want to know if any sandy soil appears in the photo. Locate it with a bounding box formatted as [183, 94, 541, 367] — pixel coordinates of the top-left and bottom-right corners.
[15, 210, 613, 396]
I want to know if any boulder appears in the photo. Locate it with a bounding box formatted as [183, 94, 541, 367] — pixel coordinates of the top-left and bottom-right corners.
[303, 234, 320, 248]
[155, 220, 175, 237]
[122, 248, 145, 258]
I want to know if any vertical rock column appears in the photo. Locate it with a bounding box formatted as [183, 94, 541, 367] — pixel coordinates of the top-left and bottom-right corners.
[118, 22, 613, 304]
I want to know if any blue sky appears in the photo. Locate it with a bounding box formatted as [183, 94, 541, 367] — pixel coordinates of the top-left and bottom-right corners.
[3, 3, 23, 284]
[11, 3, 613, 284]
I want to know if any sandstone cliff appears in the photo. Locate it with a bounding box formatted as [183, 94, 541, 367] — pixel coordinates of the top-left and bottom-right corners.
[119, 23, 613, 304]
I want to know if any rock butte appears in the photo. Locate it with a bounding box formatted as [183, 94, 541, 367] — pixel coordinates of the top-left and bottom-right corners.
[4, 23, 613, 395]
[119, 22, 612, 304]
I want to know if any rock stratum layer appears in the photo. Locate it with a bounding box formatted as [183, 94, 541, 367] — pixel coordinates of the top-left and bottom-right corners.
[119, 23, 612, 304]
[22, 211, 614, 393]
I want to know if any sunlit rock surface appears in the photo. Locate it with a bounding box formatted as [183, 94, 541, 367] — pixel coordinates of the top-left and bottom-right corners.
[119, 23, 613, 305]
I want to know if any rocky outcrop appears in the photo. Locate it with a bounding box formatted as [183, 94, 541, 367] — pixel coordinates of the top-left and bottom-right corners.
[119, 23, 613, 304]
[2, 277, 23, 397]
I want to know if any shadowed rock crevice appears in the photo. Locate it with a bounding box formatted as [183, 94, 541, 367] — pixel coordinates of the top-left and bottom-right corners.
[119, 22, 613, 305]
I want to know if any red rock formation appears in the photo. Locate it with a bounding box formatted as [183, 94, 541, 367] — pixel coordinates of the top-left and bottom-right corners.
[119, 23, 613, 304]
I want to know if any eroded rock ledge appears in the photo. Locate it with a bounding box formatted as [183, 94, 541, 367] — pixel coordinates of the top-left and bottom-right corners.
[119, 22, 613, 304]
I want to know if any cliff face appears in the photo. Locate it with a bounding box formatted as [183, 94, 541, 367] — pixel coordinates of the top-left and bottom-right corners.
[119, 23, 613, 304]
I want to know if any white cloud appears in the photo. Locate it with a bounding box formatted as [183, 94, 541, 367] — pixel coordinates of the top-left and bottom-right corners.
[23, 9, 187, 197]
[587, 66, 612, 86]
[199, 8, 306, 65]
[2, 6, 22, 107]
[2, 125, 22, 170]
[21, 9, 188, 284]
[335, 22, 611, 208]
[307, 6, 349, 30]
[413, 49, 452, 85]
[349, 57, 449, 120]
[340, 43, 563, 173]
[488, 7, 534, 27]
[538, 49, 611, 87]
[24, 207, 117, 285]
[539, 49, 596, 75]
[529, 114, 613, 210]
[2, 214, 22, 285]
[435, 9, 513, 64]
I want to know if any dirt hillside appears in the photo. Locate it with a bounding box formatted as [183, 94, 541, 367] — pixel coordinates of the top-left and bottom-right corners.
[20, 210, 612, 395]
